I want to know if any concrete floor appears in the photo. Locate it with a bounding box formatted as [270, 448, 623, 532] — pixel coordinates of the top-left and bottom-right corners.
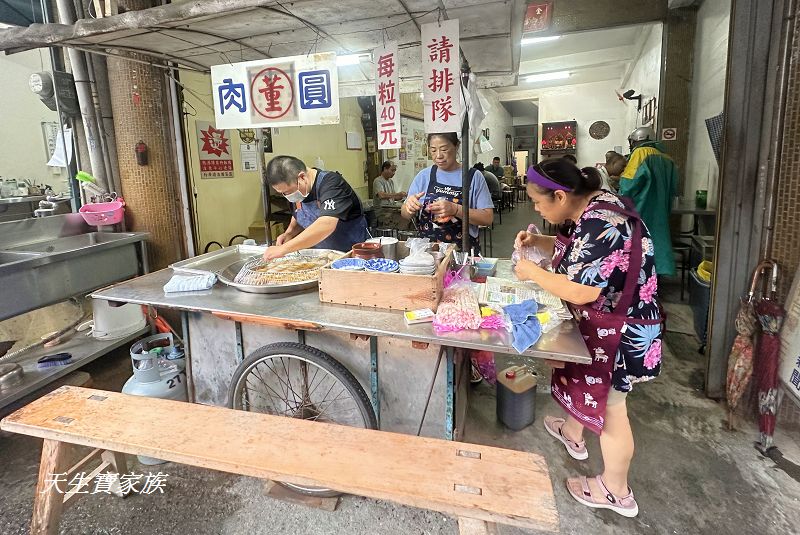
[2, 199, 800, 534]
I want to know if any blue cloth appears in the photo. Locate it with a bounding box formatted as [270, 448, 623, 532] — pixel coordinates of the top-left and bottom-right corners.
[163, 273, 217, 293]
[407, 166, 494, 238]
[504, 300, 542, 354]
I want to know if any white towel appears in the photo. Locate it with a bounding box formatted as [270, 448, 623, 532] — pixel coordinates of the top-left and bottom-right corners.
[163, 273, 217, 293]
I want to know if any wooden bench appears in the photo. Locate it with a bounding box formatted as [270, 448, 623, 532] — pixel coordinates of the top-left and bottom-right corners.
[1, 386, 559, 535]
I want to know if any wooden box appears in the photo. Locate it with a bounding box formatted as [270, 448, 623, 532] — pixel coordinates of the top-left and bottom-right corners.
[318, 243, 454, 311]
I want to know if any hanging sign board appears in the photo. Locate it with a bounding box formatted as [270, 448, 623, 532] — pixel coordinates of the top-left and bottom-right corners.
[211, 53, 339, 129]
[421, 20, 462, 134]
[375, 41, 401, 149]
[196, 121, 233, 178]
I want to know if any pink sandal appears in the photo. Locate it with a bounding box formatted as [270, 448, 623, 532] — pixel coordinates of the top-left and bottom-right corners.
[543, 416, 588, 460]
[566, 475, 639, 518]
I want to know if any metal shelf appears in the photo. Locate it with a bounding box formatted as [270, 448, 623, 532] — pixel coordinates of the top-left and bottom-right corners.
[0, 327, 149, 409]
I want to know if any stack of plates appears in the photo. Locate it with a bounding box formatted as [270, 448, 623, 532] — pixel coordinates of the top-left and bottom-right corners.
[399, 255, 436, 275]
[365, 258, 400, 273]
[331, 258, 367, 271]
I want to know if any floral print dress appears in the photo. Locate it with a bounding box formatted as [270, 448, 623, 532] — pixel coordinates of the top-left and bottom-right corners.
[556, 191, 663, 392]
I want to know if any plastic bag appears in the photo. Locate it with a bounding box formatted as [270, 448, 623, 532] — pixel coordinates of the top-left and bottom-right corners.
[512, 224, 550, 269]
[433, 281, 483, 332]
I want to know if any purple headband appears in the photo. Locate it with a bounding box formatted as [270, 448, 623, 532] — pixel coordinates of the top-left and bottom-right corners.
[526, 166, 574, 192]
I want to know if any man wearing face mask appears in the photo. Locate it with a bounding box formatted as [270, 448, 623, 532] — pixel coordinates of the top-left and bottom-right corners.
[263, 155, 368, 261]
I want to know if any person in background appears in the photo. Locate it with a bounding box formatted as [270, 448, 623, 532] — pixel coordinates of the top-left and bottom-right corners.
[618, 127, 677, 276]
[514, 157, 663, 518]
[562, 154, 578, 165]
[473, 162, 502, 203]
[373, 161, 405, 226]
[263, 155, 368, 260]
[597, 151, 626, 192]
[401, 132, 494, 252]
[485, 156, 505, 180]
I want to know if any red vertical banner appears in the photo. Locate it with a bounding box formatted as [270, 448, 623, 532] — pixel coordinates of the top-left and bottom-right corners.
[374, 41, 401, 150]
[421, 20, 461, 134]
[523, 2, 553, 33]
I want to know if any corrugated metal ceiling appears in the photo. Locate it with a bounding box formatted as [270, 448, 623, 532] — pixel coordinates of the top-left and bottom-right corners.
[0, 0, 527, 96]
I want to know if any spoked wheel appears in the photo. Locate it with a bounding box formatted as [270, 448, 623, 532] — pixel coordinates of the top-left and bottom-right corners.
[227, 342, 377, 497]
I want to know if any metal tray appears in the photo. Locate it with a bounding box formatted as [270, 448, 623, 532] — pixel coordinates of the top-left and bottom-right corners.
[170, 246, 344, 294]
[170, 245, 267, 276]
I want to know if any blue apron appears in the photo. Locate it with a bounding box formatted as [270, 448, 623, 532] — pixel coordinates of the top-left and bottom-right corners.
[293, 170, 368, 252]
[417, 165, 480, 253]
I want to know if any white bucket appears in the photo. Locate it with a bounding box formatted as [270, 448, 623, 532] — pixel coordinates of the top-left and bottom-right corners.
[92, 300, 146, 340]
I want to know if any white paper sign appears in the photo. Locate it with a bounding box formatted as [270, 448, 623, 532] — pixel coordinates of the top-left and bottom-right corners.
[421, 20, 462, 133]
[211, 53, 340, 129]
[46, 127, 73, 167]
[779, 268, 800, 405]
[375, 41, 401, 149]
[240, 143, 259, 172]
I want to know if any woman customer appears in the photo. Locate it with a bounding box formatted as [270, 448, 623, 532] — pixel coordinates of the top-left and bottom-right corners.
[513, 157, 663, 518]
[401, 132, 494, 252]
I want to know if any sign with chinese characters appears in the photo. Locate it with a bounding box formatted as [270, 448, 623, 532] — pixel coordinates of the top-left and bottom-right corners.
[374, 41, 401, 149]
[421, 20, 462, 134]
[780, 272, 800, 405]
[196, 121, 233, 179]
[523, 2, 553, 33]
[211, 53, 339, 129]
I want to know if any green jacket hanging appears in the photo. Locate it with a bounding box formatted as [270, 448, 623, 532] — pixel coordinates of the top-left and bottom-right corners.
[618, 141, 677, 276]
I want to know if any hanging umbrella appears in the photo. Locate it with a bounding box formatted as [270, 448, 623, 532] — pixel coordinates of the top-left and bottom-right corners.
[754, 262, 785, 454]
[726, 261, 770, 428]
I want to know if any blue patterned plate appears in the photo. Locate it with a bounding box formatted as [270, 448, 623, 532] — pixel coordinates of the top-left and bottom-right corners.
[331, 258, 367, 271]
[364, 258, 400, 273]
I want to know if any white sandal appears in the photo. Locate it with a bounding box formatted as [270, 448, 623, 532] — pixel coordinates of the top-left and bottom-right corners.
[543, 415, 588, 460]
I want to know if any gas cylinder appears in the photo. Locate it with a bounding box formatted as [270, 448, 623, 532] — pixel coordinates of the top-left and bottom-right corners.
[123, 333, 187, 465]
[496, 365, 538, 431]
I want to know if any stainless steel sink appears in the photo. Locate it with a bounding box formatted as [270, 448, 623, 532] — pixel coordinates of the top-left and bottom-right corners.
[0, 251, 42, 264]
[0, 215, 149, 321]
[10, 232, 139, 254]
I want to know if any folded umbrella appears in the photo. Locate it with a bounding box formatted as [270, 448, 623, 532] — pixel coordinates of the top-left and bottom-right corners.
[754, 262, 784, 454]
[726, 262, 768, 429]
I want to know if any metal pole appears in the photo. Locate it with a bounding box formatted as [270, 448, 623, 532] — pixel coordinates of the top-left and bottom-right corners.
[54, 0, 109, 191]
[168, 71, 196, 256]
[460, 64, 471, 253]
[39, 0, 79, 209]
[258, 135, 273, 246]
[760, 0, 796, 260]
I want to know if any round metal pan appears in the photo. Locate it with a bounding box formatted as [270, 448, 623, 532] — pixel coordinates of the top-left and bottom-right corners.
[216, 249, 344, 295]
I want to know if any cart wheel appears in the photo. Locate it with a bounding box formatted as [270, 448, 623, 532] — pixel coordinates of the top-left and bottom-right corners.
[227, 342, 377, 497]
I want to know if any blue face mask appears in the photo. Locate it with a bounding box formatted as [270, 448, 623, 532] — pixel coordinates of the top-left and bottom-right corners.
[283, 181, 308, 203]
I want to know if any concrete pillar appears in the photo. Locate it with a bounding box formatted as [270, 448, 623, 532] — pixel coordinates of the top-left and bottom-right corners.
[659, 7, 697, 190]
[106, 0, 185, 269]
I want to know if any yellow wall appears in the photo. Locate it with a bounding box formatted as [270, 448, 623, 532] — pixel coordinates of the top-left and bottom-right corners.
[181, 71, 368, 249]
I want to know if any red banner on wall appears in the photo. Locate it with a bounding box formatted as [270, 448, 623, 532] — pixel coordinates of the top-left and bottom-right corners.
[523, 2, 553, 33]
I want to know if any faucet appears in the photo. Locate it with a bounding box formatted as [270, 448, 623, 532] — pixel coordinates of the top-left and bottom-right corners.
[34, 196, 69, 217]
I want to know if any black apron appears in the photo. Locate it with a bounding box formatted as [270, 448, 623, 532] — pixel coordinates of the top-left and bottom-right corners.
[293, 170, 368, 252]
[416, 165, 480, 253]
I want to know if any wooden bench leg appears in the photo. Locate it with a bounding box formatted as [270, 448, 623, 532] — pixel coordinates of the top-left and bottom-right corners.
[458, 517, 499, 535]
[31, 439, 73, 535]
[101, 450, 130, 498]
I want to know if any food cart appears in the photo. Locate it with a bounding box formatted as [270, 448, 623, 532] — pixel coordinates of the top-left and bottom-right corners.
[92, 246, 590, 440]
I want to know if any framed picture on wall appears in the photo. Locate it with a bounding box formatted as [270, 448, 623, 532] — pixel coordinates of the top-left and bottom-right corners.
[260, 128, 273, 153]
